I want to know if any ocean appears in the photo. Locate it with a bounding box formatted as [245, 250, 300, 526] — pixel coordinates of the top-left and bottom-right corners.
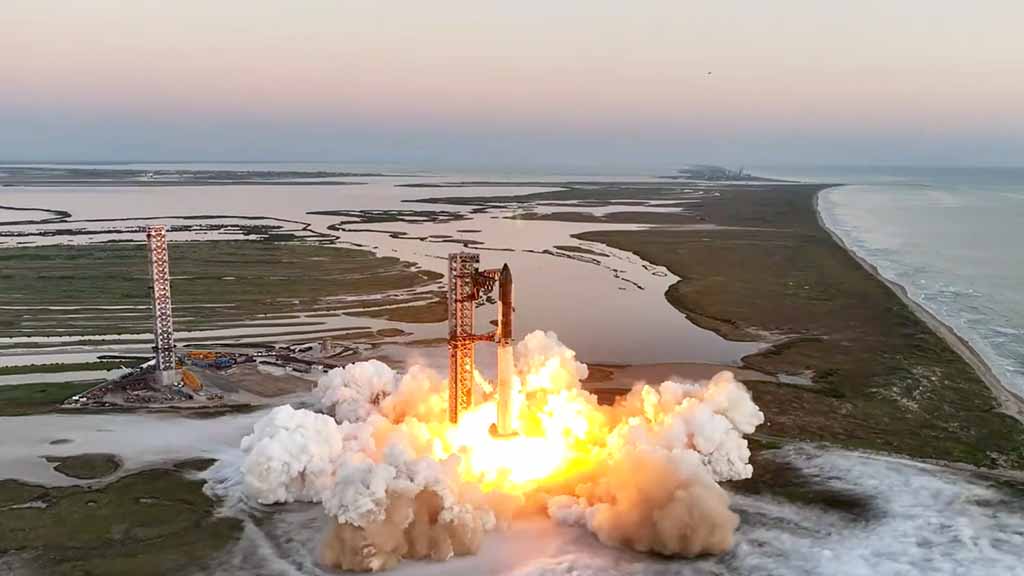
[766, 166, 1024, 399]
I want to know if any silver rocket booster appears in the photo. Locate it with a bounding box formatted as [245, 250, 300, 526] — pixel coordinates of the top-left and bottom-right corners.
[495, 263, 515, 436]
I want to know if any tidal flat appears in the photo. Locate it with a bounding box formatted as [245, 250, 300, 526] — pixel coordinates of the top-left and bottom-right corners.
[0, 240, 444, 349]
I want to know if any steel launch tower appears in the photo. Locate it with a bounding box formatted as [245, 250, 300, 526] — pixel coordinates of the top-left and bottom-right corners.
[147, 225, 178, 386]
[447, 252, 515, 433]
[448, 253, 480, 422]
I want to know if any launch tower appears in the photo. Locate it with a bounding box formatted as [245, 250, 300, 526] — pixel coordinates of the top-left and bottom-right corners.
[147, 225, 178, 386]
[447, 252, 514, 433]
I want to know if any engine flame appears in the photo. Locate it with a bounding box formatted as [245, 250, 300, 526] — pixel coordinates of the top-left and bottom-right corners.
[439, 388, 599, 494]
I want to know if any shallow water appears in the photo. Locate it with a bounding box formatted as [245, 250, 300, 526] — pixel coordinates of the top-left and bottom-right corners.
[0, 170, 760, 365]
[0, 410, 269, 485]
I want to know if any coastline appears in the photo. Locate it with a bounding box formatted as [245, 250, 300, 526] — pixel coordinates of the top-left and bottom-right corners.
[557, 180, 1024, 468]
[814, 188, 1024, 423]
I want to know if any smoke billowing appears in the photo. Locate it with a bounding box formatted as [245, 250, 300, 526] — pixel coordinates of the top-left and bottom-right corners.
[237, 330, 764, 571]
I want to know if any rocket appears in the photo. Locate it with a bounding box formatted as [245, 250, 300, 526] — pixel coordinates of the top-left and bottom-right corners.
[495, 264, 515, 436]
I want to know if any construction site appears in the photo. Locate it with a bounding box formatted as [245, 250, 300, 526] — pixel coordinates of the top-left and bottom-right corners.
[61, 226, 515, 418]
[63, 226, 357, 410]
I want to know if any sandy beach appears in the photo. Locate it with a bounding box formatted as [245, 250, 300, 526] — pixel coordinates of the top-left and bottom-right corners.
[814, 191, 1024, 424]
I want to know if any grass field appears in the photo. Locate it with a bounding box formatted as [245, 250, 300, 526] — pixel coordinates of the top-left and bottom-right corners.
[0, 359, 146, 376]
[0, 462, 240, 575]
[575, 184, 1024, 469]
[0, 240, 445, 346]
[0, 381, 99, 416]
[44, 453, 122, 480]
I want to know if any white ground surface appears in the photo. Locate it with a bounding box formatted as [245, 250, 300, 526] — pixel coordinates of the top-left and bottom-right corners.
[198, 442, 1024, 576]
[0, 410, 268, 486]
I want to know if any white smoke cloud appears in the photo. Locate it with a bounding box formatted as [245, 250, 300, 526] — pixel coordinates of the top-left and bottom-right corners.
[240, 404, 346, 504]
[545, 369, 762, 555]
[314, 359, 396, 423]
[379, 365, 448, 424]
[237, 330, 763, 571]
[550, 447, 739, 557]
[516, 329, 589, 383]
[609, 372, 763, 481]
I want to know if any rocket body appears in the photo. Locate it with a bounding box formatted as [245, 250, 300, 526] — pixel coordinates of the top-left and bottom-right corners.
[496, 264, 515, 436]
[496, 343, 514, 435]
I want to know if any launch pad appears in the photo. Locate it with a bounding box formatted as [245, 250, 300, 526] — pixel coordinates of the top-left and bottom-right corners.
[447, 252, 515, 434]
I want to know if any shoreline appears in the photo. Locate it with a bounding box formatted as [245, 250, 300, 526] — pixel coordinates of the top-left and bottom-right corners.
[813, 188, 1024, 423]
[563, 179, 1024, 468]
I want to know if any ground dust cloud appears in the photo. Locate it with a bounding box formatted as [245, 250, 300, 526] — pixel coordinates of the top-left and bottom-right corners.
[237, 330, 764, 571]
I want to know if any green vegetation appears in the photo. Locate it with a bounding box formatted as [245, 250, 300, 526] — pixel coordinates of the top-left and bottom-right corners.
[309, 208, 468, 225]
[552, 245, 608, 257]
[348, 300, 448, 323]
[0, 381, 97, 416]
[512, 210, 699, 224]
[410, 180, 711, 206]
[0, 359, 146, 376]
[171, 458, 217, 472]
[413, 180, 1024, 470]
[0, 240, 444, 346]
[45, 453, 122, 480]
[0, 480, 47, 508]
[574, 184, 1024, 469]
[0, 165, 386, 186]
[0, 466, 241, 575]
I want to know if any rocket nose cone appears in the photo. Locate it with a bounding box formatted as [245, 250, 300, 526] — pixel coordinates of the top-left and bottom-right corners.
[500, 263, 512, 280]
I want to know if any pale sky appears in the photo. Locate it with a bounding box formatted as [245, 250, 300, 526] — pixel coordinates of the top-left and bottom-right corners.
[2, 1, 1022, 168]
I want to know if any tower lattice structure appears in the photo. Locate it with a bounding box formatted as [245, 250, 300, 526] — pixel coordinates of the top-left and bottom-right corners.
[447, 252, 502, 424]
[448, 253, 479, 423]
[147, 225, 176, 375]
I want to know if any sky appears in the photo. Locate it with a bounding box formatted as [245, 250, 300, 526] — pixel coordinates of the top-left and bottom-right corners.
[2, 1, 1022, 169]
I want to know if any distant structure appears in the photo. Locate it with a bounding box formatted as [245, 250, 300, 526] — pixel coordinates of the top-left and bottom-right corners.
[448, 253, 480, 423]
[447, 252, 515, 434]
[147, 225, 178, 386]
[320, 337, 334, 356]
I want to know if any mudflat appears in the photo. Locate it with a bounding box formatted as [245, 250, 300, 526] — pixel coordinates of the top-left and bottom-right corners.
[0, 240, 444, 347]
